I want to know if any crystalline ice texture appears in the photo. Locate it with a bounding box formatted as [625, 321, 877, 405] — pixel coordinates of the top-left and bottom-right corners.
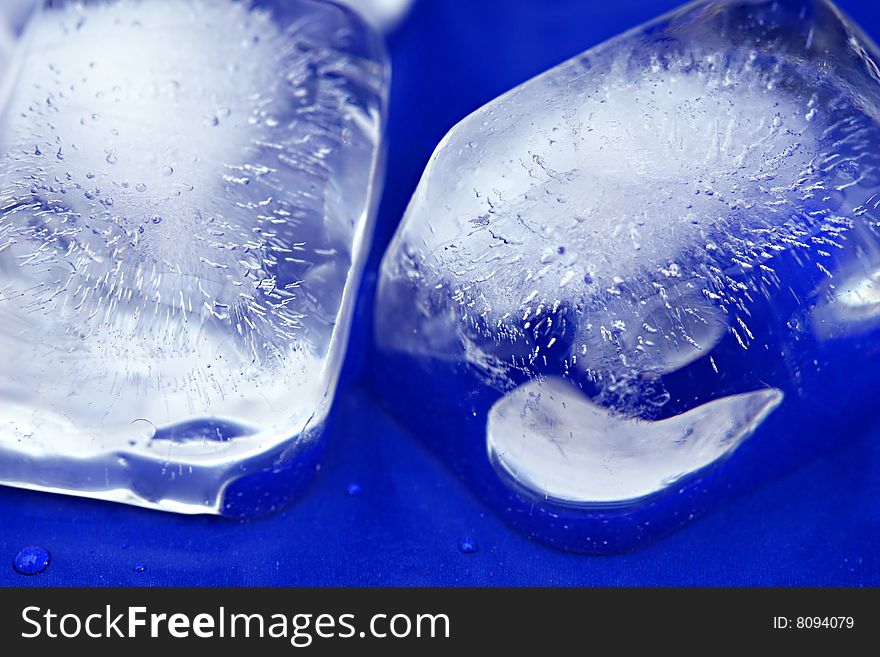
[0, 0, 387, 514]
[374, 0, 880, 549]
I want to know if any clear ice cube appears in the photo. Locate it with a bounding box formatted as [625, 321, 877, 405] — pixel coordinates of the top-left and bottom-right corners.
[373, 0, 880, 550]
[0, 0, 387, 515]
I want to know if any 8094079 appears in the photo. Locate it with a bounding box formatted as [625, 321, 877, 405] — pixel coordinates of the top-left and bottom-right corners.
[773, 617, 855, 630]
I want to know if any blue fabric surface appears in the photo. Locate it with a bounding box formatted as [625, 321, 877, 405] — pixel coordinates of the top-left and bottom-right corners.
[2, 0, 880, 586]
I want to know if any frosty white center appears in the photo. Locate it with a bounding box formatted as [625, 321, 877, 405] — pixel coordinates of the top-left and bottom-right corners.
[408, 51, 820, 320]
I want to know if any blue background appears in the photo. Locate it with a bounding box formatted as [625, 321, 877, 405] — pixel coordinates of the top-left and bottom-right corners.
[3, 0, 880, 586]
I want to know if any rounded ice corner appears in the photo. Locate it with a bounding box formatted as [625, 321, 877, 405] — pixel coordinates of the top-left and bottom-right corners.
[372, 0, 880, 553]
[0, 0, 388, 516]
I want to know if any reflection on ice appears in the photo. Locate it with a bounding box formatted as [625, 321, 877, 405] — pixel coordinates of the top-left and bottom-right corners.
[488, 377, 783, 504]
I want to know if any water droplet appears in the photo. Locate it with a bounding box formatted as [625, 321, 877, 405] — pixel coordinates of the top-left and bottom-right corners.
[34, 145, 42, 156]
[458, 536, 479, 554]
[160, 164, 173, 176]
[135, 182, 147, 192]
[133, 563, 146, 573]
[55, 147, 64, 161]
[151, 216, 162, 224]
[105, 150, 117, 164]
[13, 546, 50, 575]
[346, 482, 362, 497]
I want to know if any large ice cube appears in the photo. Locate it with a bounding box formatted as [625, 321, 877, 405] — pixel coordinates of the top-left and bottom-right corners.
[0, 0, 387, 514]
[373, 0, 880, 551]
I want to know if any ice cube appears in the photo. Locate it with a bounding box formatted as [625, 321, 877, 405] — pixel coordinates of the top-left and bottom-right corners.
[0, 0, 387, 515]
[373, 0, 880, 550]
